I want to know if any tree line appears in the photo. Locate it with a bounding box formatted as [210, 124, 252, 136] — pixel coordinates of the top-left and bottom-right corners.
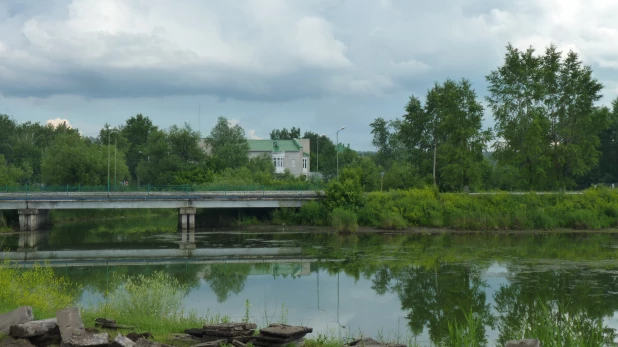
[370, 43, 618, 191]
[1, 43, 616, 191]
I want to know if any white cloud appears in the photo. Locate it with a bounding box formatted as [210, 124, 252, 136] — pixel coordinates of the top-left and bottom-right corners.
[46, 118, 72, 128]
[247, 130, 262, 140]
[227, 118, 240, 127]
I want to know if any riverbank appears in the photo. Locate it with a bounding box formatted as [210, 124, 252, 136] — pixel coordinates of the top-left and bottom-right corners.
[268, 187, 618, 232]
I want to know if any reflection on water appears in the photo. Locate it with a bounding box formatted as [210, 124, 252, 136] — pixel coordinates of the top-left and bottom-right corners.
[2, 219, 618, 346]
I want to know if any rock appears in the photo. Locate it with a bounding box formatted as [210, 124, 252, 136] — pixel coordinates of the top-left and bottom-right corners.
[134, 338, 172, 347]
[252, 335, 303, 346]
[0, 337, 36, 347]
[0, 307, 34, 334]
[9, 319, 58, 338]
[94, 319, 135, 331]
[505, 339, 541, 347]
[125, 333, 153, 343]
[111, 334, 136, 347]
[202, 323, 257, 332]
[189, 340, 226, 347]
[203, 330, 254, 338]
[184, 328, 204, 337]
[346, 338, 405, 347]
[259, 324, 312, 338]
[231, 340, 247, 347]
[62, 333, 109, 347]
[56, 307, 85, 344]
[169, 334, 203, 344]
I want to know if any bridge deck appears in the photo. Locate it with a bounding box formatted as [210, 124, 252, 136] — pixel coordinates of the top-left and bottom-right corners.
[0, 190, 323, 210]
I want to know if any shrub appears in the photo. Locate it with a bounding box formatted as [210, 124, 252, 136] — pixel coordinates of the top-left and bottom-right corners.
[299, 201, 326, 226]
[331, 208, 358, 233]
[379, 211, 407, 230]
[271, 208, 298, 225]
[0, 260, 76, 318]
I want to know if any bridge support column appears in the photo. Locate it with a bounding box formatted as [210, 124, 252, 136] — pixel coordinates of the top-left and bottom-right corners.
[178, 207, 196, 230]
[18, 209, 49, 231]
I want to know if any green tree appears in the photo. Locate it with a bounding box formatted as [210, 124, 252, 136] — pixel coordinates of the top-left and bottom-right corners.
[486, 43, 605, 190]
[41, 133, 129, 185]
[167, 123, 204, 163]
[303, 131, 336, 178]
[120, 114, 158, 180]
[370, 118, 404, 168]
[270, 127, 301, 140]
[0, 155, 30, 185]
[206, 117, 249, 170]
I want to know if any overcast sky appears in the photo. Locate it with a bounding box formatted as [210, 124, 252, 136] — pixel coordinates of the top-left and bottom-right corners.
[1, 0, 618, 150]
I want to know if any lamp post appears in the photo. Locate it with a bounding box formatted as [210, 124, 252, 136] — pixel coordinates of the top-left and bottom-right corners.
[317, 133, 325, 179]
[107, 128, 118, 194]
[336, 126, 345, 178]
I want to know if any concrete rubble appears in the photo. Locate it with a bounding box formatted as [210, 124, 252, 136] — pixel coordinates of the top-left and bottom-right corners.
[0, 307, 34, 335]
[346, 338, 406, 347]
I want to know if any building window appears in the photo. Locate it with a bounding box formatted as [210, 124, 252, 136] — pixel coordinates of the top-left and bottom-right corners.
[292, 159, 296, 168]
[303, 158, 307, 169]
[273, 157, 284, 168]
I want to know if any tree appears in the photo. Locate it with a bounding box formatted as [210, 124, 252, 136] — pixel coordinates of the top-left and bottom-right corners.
[206, 117, 249, 170]
[167, 123, 204, 163]
[41, 133, 129, 185]
[303, 131, 336, 177]
[369, 118, 404, 168]
[270, 127, 301, 140]
[394, 79, 491, 191]
[120, 114, 157, 180]
[0, 155, 30, 185]
[486, 43, 605, 190]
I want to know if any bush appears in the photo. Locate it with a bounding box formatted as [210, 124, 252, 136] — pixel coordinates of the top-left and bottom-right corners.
[331, 208, 358, 233]
[0, 260, 76, 318]
[379, 211, 407, 230]
[299, 201, 326, 226]
[271, 208, 298, 225]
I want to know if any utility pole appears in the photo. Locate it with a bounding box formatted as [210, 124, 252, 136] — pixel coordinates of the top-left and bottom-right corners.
[336, 127, 345, 178]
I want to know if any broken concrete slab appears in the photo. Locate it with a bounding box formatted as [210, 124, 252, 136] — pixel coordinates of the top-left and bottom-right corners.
[62, 333, 109, 347]
[505, 339, 541, 347]
[188, 340, 226, 347]
[125, 333, 153, 343]
[9, 319, 58, 338]
[94, 318, 135, 331]
[259, 324, 312, 338]
[202, 323, 257, 332]
[134, 338, 172, 347]
[111, 333, 136, 347]
[184, 328, 204, 337]
[0, 337, 36, 347]
[231, 340, 247, 347]
[346, 338, 406, 347]
[56, 307, 85, 343]
[0, 307, 34, 335]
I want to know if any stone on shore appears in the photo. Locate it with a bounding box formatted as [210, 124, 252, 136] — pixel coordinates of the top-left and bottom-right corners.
[346, 338, 406, 347]
[62, 333, 109, 347]
[94, 318, 135, 331]
[134, 338, 172, 347]
[231, 340, 247, 347]
[505, 339, 541, 347]
[111, 333, 136, 347]
[188, 340, 226, 347]
[56, 307, 85, 343]
[125, 333, 154, 342]
[184, 328, 204, 337]
[252, 324, 313, 347]
[0, 307, 34, 334]
[0, 337, 36, 347]
[9, 319, 58, 338]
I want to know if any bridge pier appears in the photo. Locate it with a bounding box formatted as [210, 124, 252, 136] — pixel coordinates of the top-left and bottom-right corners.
[178, 207, 196, 230]
[18, 209, 49, 231]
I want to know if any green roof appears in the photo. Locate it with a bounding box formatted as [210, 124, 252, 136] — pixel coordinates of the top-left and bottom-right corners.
[248, 139, 303, 153]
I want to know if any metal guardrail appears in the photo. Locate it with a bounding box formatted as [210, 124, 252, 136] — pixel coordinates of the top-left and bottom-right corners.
[0, 184, 323, 193]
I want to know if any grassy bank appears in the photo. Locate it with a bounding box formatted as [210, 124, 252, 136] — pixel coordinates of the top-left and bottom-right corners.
[50, 208, 176, 223]
[270, 187, 618, 231]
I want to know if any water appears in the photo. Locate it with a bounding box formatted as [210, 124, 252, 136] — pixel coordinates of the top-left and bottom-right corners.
[3, 218, 618, 346]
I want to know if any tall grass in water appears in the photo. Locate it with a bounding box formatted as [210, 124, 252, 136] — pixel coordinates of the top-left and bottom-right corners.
[443, 310, 487, 346]
[0, 260, 75, 318]
[82, 271, 228, 337]
[331, 208, 358, 232]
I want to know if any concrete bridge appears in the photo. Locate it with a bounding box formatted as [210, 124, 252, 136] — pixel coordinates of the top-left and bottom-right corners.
[0, 190, 322, 231]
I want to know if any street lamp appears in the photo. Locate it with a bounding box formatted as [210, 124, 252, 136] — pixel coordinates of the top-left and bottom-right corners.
[107, 128, 118, 194]
[316, 133, 325, 179]
[336, 126, 345, 178]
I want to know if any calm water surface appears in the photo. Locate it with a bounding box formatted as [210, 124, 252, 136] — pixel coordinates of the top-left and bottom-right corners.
[2, 217, 618, 347]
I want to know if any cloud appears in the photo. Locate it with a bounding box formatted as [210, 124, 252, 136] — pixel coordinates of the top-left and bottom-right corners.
[46, 118, 72, 128]
[227, 118, 240, 127]
[247, 130, 262, 140]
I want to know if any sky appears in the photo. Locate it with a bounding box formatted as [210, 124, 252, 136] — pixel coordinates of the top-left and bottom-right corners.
[1, 0, 618, 150]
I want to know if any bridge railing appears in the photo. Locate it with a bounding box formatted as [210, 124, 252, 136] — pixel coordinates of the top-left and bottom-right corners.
[0, 184, 325, 195]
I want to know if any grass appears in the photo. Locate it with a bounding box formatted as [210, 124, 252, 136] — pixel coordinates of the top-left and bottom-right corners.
[331, 208, 358, 233]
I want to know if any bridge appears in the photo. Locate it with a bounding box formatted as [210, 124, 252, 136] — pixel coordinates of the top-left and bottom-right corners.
[0, 185, 324, 231]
